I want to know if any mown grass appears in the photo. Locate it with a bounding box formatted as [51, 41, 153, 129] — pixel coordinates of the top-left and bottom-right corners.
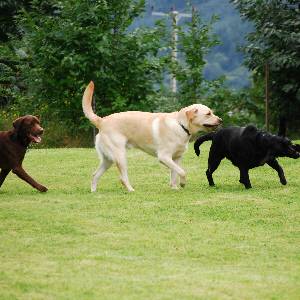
[0, 143, 299, 300]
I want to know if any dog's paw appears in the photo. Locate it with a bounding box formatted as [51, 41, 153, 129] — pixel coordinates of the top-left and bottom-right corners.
[179, 175, 186, 188]
[170, 182, 179, 190]
[38, 185, 48, 192]
[91, 184, 97, 192]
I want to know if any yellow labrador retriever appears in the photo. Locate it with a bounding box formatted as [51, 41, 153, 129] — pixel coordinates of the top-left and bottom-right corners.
[82, 81, 222, 192]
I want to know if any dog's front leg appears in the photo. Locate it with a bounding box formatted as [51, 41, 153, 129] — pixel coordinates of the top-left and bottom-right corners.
[239, 168, 251, 189]
[267, 159, 287, 185]
[12, 166, 48, 192]
[170, 157, 183, 189]
[0, 168, 11, 188]
[158, 154, 186, 188]
[170, 168, 178, 189]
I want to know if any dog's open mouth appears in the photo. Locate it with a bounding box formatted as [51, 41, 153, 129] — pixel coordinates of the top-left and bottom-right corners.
[292, 144, 300, 153]
[29, 133, 42, 143]
[203, 124, 219, 128]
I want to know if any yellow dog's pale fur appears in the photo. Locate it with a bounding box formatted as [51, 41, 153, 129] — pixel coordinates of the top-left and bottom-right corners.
[82, 81, 221, 192]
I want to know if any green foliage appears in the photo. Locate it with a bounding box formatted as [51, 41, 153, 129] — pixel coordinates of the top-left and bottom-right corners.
[147, 90, 181, 113]
[13, 0, 167, 127]
[150, 0, 253, 89]
[0, 0, 29, 42]
[0, 0, 271, 146]
[205, 78, 264, 127]
[0, 0, 56, 109]
[0, 42, 23, 108]
[176, 10, 219, 105]
[231, 0, 300, 130]
[0, 60, 14, 106]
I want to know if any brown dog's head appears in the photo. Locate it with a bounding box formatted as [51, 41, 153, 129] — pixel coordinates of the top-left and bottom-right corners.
[13, 115, 44, 146]
[183, 104, 222, 135]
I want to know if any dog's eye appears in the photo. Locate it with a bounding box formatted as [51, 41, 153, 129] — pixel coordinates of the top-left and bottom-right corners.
[206, 111, 211, 116]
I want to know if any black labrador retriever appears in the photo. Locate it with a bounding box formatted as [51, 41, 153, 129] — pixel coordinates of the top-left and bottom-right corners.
[194, 125, 300, 189]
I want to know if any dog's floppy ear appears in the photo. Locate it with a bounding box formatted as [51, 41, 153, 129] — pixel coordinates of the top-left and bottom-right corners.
[13, 117, 24, 131]
[186, 108, 198, 121]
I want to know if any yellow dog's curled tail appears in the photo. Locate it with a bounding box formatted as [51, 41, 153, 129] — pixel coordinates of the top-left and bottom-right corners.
[82, 81, 102, 128]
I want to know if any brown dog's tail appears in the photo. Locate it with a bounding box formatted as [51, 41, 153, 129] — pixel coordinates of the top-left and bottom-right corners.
[82, 81, 102, 128]
[194, 132, 215, 156]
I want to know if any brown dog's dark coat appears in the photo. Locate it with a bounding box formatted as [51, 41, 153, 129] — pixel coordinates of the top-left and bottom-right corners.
[0, 115, 47, 192]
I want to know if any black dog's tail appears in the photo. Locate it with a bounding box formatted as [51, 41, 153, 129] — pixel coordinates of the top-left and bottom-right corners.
[194, 132, 215, 156]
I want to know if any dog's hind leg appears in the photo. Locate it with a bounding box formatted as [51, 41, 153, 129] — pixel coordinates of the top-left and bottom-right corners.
[206, 160, 221, 186]
[0, 168, 11, 188]
[115, 151, 134, 192]
[267, 159, 287, 185]
[91, 156, 113, 192]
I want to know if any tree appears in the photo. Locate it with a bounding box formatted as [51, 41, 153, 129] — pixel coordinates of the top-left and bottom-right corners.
[13, 0, 167, 127]
[0, 0, 56, 107]
[176, 8, 219, 106]
[0, 1, 25, 106]
[231, 0, 300, 131]
[0, 0, 30, 42]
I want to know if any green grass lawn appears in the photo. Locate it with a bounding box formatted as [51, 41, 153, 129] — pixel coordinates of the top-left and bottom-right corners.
[0, 143, 299, 300]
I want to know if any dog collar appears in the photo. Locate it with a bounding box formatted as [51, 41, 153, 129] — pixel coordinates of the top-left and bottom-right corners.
[179, 123, 191, 136]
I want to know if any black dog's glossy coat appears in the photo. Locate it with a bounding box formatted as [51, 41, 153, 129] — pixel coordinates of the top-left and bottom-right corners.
[194, 125, 300, 189]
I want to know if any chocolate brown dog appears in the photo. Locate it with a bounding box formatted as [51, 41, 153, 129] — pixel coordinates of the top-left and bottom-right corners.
[0, 115, 47, 192]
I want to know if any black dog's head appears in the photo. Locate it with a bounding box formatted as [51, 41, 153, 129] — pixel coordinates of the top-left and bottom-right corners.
[12, 115, 44, 146]
[268, 136, 300, 159]
[292, 144, 300, 153]
[276, 115, 300, 157]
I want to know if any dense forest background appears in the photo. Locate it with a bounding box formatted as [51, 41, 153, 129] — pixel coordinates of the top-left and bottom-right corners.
[0, 0, 299, 146]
